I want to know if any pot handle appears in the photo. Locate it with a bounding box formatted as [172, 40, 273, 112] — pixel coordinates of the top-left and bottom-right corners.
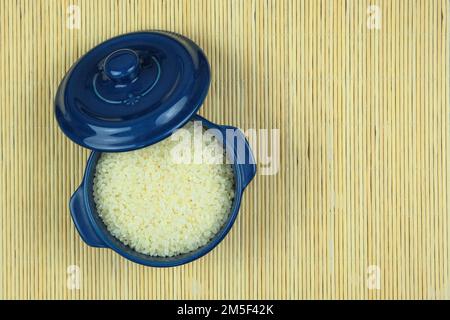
[69, 186, 106, 248]
[222, 125, 257, 189]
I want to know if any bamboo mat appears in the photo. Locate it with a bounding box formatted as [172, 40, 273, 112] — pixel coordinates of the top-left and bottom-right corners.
[1, 0, 449, 300]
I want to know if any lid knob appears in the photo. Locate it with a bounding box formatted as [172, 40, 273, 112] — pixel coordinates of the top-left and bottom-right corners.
[103, 49, 140, 84]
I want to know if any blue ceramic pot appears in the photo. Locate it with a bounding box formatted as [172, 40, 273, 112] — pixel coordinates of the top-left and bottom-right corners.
[69, 115, 256, 267]
[55, 31, 257, 267]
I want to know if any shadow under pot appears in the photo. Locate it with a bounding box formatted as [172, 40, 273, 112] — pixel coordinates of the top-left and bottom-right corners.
[69, 115, 256, 267]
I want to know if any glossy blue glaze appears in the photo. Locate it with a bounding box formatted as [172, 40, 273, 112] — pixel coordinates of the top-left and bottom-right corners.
[55, 31, 211, 152]
[69, 115, 256, 267]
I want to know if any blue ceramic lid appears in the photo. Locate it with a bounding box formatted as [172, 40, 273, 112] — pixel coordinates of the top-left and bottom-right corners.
[55, 31, 211, 151]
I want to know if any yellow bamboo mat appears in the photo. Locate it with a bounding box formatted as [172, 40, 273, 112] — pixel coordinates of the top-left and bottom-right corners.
[1, 0, 449, 300]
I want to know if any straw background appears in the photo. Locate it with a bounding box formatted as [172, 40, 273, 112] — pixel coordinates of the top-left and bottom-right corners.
[1, 0, 449, 299]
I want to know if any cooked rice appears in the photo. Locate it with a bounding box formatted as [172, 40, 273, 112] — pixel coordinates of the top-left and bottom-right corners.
[93, 122, 235, 257]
